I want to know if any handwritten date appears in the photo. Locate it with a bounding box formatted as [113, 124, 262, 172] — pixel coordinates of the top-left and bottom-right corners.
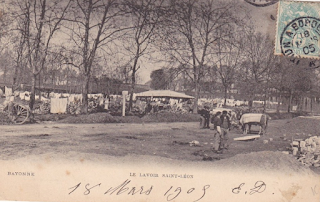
[68, 180, 267, 201]
[69, 179, 210, 202]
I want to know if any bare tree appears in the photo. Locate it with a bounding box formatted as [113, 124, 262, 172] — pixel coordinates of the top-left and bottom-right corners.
[159, 0, 244, 113]
[237, 31, 277, 111]
[64, 0, 131, 113]
[0, 7, 18, 86]
[212, 26, 244, 105]
[121, 0, 164, 110]
[9, 0, 71, 109]
[0, 50, 14, 85]
[271, 58, 315, 113]
[12, 33, 28, 89]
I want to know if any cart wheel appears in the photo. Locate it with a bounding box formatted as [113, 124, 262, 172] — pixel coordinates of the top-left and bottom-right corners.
[243, 123, 249, 135]
[12, 104, 29, 124]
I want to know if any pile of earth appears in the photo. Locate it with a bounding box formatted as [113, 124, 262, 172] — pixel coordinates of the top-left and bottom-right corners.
[35, 111, 201, 124]
[214, 151, 314, 175]
[38, 111, 305, 124]
[266, 111, 309, 120]
[55, 113, 142, 123]
[277, 117, 320, 136]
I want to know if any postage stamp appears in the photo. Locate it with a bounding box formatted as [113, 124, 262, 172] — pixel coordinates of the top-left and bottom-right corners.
[275, 1, 320, 59]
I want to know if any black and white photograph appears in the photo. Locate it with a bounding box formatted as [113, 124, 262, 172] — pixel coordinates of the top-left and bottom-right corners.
[0, 0, 319, 201]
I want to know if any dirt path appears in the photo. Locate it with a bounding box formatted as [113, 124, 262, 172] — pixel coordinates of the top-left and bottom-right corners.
[0, 118, 319, 173]
[0, 122, 198, 136]
[0, 119, 301, 161]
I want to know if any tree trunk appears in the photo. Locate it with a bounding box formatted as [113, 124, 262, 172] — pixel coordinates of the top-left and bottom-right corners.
[248, 99, 253, 110]
[38, 73, 41, 101]
[3, 64, 7, 84]
[288, 91, 293, 113]
[297, 96, 303, 112]
[224, 86, 227, 106]
[276, 92, 281, 114]
[29, 74, 37, 110]
[263, 89, 268, 113]
[193, 68, 200, 114]
[129, 73, 135, 111]
[193, 80, 199, 113]
[129, 47, 139, 111]
[12, 62, 19, 90]
[311, 97, 313, 113]
[263, 99, 266, 113]
[81, 75, 90, 114]
[129, 64, 137, 111]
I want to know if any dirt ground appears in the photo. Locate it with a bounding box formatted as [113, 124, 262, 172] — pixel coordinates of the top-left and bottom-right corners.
[0, 116, 320, 174]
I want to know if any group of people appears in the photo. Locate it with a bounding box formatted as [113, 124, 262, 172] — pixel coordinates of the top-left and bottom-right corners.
[199, 108, 231, 154]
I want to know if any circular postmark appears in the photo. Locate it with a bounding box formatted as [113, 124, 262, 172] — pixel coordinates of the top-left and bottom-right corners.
[244, 0, 278, 7]
[280, 17, 320, 58]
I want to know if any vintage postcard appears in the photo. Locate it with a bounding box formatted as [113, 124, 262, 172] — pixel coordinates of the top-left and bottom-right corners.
[0, 0, 320, 202]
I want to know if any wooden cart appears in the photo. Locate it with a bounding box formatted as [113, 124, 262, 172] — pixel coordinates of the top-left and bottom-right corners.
[3, 101, 30, 124]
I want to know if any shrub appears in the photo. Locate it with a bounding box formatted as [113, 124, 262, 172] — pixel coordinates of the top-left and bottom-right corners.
[141, 111, 200, 123]
[35, 111, 201, 124]
[58, 113, 119, 123]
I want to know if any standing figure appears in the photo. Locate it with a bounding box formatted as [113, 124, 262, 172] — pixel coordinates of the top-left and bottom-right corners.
[212, 111, 222, 153]
[220, 110, 231, 151]
[199, 106, 210, 128]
